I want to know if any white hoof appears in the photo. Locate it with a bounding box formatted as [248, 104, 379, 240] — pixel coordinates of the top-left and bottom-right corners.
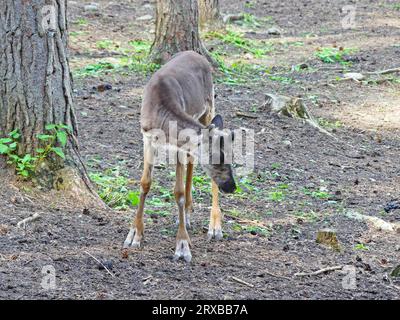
[173, 239, 192, 263]
[123, 228, 142, 248]
[207, 225, 223, 241]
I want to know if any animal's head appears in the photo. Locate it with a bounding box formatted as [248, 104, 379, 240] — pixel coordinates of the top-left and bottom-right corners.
[201, 115, 236, 193]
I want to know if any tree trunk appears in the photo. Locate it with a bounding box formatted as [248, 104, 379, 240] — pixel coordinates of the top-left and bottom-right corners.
[149, 0, 214, 65]
[0, 0, 100, 207]
[199, 0, 223, 31]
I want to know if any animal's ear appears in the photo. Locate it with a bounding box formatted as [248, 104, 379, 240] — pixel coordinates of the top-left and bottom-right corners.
[211, 114, 223, 130]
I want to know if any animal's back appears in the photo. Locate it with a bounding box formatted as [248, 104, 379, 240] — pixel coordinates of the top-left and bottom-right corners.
[141, 51, 214, 133]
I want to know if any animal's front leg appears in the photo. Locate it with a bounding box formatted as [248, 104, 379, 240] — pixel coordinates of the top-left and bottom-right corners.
[123, 138, 153, 248]
[173, 161, 192, 262]
[208, 180, 223, 240]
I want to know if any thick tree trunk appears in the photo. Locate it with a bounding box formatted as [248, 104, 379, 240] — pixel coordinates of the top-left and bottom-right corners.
[0, 0, 100, 207]
[149, 0, 215, 65]
[199, 0, 223, 31]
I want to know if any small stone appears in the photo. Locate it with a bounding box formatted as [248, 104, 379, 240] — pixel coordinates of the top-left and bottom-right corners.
[137, 14, 153, 21]
[282, 140, 292, 149]
[84, 3, 99, 12]
[343, 72, 365, 81]
[98, 260, 113, 270]
[267, 27, 281, 35]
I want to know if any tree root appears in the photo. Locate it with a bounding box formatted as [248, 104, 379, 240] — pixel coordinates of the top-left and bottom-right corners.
[263, 94, 337, 139]
[345, 211, 400, 233]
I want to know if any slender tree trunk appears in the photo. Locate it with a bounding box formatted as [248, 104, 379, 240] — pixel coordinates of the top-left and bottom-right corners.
[199, 0, 223, 31]
[149, 0, 215, 65]
[0, 0, 99, 207]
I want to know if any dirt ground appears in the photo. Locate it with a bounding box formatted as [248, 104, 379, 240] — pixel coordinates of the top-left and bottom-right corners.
[1, 0, 400, 299]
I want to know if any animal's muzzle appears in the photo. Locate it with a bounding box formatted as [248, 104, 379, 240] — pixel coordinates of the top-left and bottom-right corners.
[219, 180, 236, 193]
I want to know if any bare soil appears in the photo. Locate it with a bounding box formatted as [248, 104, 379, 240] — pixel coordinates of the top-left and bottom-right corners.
[0, 0, 399, 299]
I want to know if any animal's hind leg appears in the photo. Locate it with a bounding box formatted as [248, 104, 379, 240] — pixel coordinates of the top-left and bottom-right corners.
[184, 155, 194, 229]
[123, 137, 154, 248]
[174, 159, 192, 262]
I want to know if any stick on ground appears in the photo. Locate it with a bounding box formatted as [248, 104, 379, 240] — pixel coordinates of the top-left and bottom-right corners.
[17, 213, 41, 228]
[84, 251, 115, 277]
[294, 265, 343, 277]
[230, 276, 254, 288]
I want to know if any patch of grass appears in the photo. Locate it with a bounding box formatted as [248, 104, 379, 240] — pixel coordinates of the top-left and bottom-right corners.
[354, 243, 369, 251]
[271, 162, 281, 170]
[268, 191, 285, 202]
[89, 168, 139, 210]
[206, 30, 272, 58]
[193, 175, 211, 193]
[243, 225, 270, 237]
[392, 3, 400, 10]
[318, 118, 343, 129]
[244, 1, 256, 9]
[211, 51, 266, 85]
[315, 47, 355, 64]
[269, 75, 296, 84]
[73, 17, 88, 26]
[74, 61, 116, 77]
[120, 39, 160, 74]
[293, 210, 319, 222]
[96, 40, 115, 50]
[242, 13, 261, 28]
[302, 187, 331, 200]
[70, 31, 88, 37]
[311, 190, 330, 199]
[74, 39, 160, 78]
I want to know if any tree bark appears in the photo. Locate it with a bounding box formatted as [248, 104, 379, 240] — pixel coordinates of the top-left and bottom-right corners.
[0, 0, 99, 207]
[199, 0, 223, 31]
[149, 0, 215, 65]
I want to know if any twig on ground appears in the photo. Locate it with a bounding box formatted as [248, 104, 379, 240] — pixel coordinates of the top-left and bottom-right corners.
[17, 213, 41, 229]
[294, 265, 343, 277]
[365, 67, 400, 75]
[230, 276, 254, 288]
[84, 251, 115, 277]
[225, 214, 269, 229]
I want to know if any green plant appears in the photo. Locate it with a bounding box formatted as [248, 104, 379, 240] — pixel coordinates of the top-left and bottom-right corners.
[392, 3, 400, 10]
[242, 13, 261, 28]
[206, 30, 272, 58]
[354, 243, 369, 251]
[96, 39, 114, 50]
[311, 190, 330, 199]
[271, 162, 281, 170]
[269, 75, 295, 84]
[243, 225, 270, 237]
[74, 61, 116, 77]
[293, 210, 319, 222]
[315, 47, 355, 64]
[0, 124, 71, 178]
[268, 191, 285, 202]
[318, 118, 343, 129]
[90, 167, 139, 210]
[74, 17, 88, 26]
